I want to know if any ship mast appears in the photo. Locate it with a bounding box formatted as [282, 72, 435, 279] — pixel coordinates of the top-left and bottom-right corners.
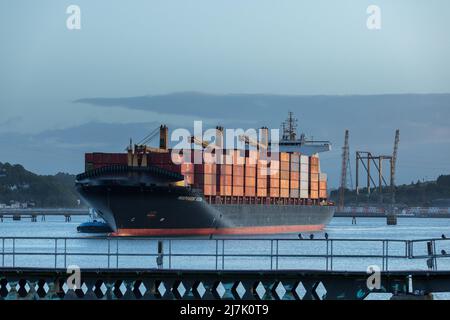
[282, 111, 298, 141]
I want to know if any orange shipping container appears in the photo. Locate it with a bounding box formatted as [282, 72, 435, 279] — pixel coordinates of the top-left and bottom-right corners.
[257, 177, 267, 189]
[280, 171, 290, 180]
[203, 185, 216, 196]
[245, 187, 256, 196]
[220, 185, 232, 196]
[290, 180, 299, 189]
[280, 161, 290, 171]
[220, 175, 232, 185]
[232, 186, 244, 196]
[245, 166, 256, 177]
[257, 165, 269, 178]
[269, 160, 280, 176]
[233, 176, 244, 186]
[270, 188, 280, 197]
[310, 181, 319, 190]
[182, 162, 194, 173]
[233, 165, 244, 176]
[269, 178, 280, 188]
[247, 150, 259, 165]
[245, 177, 256, 187]
[280, 153, 290, 162]
[280, 189, 289, 198]
[232, 150, 245, 165]
[257, 188, 267, 197]
[280, 180, 289, 189]
[222, 164, 232, 175]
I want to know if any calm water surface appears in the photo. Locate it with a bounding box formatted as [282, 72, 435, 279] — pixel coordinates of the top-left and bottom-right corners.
[1, 216, 450, 299]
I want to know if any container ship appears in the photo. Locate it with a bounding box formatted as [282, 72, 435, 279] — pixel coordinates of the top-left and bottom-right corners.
[75, 112, 335, 236]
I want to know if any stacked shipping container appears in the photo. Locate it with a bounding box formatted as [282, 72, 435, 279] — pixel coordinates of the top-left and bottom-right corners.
[309, 156, 319, 199]
[280, 153, 290, 198]
[269, 159, 280, 198]
[244, 151, 257, 197]
[257, 159, 268, 197]
[85, 153, 128, 171]
[290, 153, 300, 198]
[84, 149, 328, 203]
[300, 155, 309, 199]
[319, 173, 328, 199]
[232, 150, 244, 197]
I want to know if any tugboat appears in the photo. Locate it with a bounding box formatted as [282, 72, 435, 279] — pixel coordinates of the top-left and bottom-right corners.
[77, 209, 113, 233]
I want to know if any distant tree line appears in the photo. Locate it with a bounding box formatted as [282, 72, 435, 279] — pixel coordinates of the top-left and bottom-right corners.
[330, 174, 450, 207]
[0, 162, 80, 208]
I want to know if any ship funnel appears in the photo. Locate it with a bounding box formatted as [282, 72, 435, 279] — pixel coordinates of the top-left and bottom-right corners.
[159, 125, 168, 150]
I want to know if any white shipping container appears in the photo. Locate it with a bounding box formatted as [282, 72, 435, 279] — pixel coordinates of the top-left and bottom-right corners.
[300, 155, 309, 165]
[300, 190, 309, 198]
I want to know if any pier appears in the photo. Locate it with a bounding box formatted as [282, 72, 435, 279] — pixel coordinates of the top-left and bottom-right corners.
[0, 208, 89, 222]
[2, 236, 450, 300]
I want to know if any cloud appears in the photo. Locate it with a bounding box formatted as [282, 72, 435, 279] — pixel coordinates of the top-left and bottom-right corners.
[1, 93, 450, 187]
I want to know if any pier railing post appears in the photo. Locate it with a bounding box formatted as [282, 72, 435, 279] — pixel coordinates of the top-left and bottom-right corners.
[433, 240, 438, 271]
[116, 239, 119, 268]
[276, 240, 279, 270]
[222, 240, 225, 270]
[12, 238, 15, 268]
[270, 240, 273, 270]
[330, 240, 334, 271]
[169, 240, 172, 270]
[215, 240, 218, 271]
[386, 240, 389, 271]
[107, 238, 111, 268]
[64, 238, 67, 268]
[54, 238, 57, 268]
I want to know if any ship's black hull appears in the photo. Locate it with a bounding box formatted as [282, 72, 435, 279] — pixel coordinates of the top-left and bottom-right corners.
[76, 184, 334, 236]
[75, 165, 335, 237]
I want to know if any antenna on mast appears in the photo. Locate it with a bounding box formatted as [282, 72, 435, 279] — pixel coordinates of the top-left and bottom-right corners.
[282, 111, 298, 141]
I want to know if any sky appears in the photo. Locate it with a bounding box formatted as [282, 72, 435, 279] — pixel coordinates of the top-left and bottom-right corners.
[0, 1, 450, 188]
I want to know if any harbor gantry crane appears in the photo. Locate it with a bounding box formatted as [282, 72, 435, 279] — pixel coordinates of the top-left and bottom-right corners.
[355, 130, 400, 204]
[339, 130, 350, 210]
[390, 129, 400, 204]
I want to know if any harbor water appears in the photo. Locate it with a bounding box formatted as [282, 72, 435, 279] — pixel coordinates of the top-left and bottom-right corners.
[1, 216, 450, 299]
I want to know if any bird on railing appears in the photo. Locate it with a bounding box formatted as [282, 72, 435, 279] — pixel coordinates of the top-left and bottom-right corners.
[309, 234, 314, 240]
[325, 233, 329, 240]
[442, 234, 447, 239]
[298, 234, 303, 239]
[442, 250, 447, 255]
